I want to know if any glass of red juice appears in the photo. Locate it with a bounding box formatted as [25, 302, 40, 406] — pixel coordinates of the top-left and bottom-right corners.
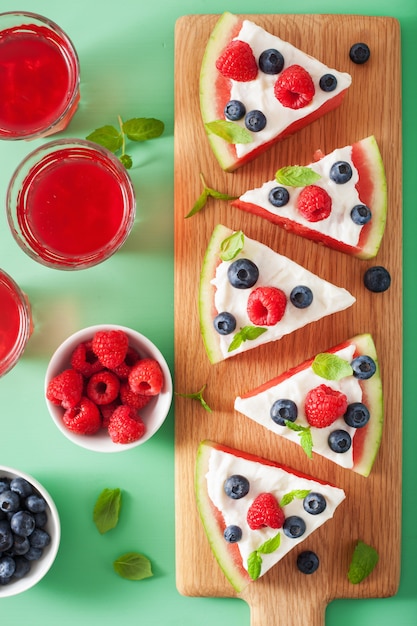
[0, 269, 33, 377]
[0, 11, 80, 140]
[7, 139, 137, 270]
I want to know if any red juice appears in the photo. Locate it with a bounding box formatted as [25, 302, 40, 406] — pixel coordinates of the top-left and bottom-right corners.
[0, 12, 79, 139]
[0, 270, 32, 377]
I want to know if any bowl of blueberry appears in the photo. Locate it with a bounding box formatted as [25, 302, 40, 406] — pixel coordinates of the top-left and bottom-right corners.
[0, 466, 60, 596]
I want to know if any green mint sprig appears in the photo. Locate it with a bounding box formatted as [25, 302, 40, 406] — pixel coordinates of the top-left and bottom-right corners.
[312, 353, 353, 380]
[93, 488, 122, 534]
[113, 552, 153, 581]
[275, 165, 321, 187]
[205, 120, 253, 144]
[228, 326, 267, 353]
[247, 533, 281, 581]
[219, 230, 244, 261]
[186, 173, 237, 218]
[284, 420, 313, 459]
[347, 540, 379, 584]
[279, 489, 311, 507]
[175, 384, 212, 412]
[86, 115, 164, 169]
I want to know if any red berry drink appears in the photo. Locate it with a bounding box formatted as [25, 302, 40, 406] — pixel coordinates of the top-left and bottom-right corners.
[0, 12, 80, 140]
[0, 270, 32, 377]
[7, 139, 136, 269]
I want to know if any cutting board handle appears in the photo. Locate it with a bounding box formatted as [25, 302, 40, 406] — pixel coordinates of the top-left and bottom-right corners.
[245, 588, 327, 626]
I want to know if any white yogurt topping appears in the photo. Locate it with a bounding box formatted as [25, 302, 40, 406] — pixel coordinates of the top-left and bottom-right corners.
[239, 145, 363, 247]
[206, 447, 346, 578]
[228, 20, 352, 158]
[235, 345, 361, 469]
[211, 234, 355, 358]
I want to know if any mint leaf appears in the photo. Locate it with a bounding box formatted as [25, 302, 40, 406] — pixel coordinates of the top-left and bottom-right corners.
[247, 550, 262, 581]
[93, 488, 122, 534]
[186, 173, 236, 218]
[113, 552, 153, 581]
[280, 489, 311, 507]
[122, 117, 164, 142]
[205, 120, 253, 144]
[347, 540, 379, 584]
[120, 154, 133, 169]
[312, 353, 353, 380]
[275, 165, 321, 187]
[228, 326, 267, 353]
[186, 189, 209, 218]
[175, 384, 212, 412]
[219, 230, 244, 261]
[86, 125, 123, 153]
[284, 421, 313, 459]
[257, 532, 281, 555]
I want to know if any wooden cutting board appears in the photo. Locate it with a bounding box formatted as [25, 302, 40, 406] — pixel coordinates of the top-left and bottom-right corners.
[174, 14, 402, 626]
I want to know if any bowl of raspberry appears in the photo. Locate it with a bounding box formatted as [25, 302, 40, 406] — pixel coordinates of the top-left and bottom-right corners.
[0, 466, 60, 597]
[44, 325, 173, 452]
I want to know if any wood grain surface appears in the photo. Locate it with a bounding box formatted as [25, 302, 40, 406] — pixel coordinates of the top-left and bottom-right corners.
[174, 14, 402, 626]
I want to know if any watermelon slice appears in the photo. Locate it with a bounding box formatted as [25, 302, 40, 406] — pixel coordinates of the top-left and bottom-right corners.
[195, 440, 346, 592]
[234, 334, 383, 476]
[200, 12, 352, 171]
[232, 135, 387, 259]
[199, 224, 355, 363]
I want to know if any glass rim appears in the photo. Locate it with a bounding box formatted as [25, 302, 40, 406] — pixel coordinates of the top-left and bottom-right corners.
[0, 269, 32, 377]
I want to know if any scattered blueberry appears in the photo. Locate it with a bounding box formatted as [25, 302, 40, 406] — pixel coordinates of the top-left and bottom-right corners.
[328, 429, 352, 453]
[363, 266, 391, 292]
[349, 42, 370, 64]
[351, 204, 372, 225]
[224, 99, 246, 121]
[245, 110, 267, 132]
[319, 73, 337, 92]
[270, 399, 298, 426]
[297, 550, 320, 574]
[224, 525, 243, 543]
[290, 285, 314, 309]
[224, 475, 250, 500]
[283, 515, 306, 538]
[351, 354, 376, 379]
[259, 48, 284, 74]
[268, 186, 290, 207]
[213, 312, 236, 335]
[303, 492, 327, 515]
[330, 161, 353, 184]
[227, 258, 259, 289]
[344, 402, 370, 428]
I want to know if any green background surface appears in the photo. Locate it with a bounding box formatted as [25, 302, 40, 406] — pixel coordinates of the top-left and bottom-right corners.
[0, 0, 414, 624]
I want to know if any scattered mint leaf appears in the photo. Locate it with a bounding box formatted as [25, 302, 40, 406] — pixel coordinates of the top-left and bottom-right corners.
[93, 488, 122, 534]
[279, 489, 311, 507]
[86, 125, 123, 153]
[312, 353, 353, 380]
[113, 552, 153, 581]
[205, 120, 253, 144]
[347, 540, 379, 584]
[247, 533, 281, 580]
[219, 230, 244, 261]
[284, 420, 313, 459]
[122, 117, 164, 142]
[228, 326, 267, 353]
[275, 165, 321, 187]
[175, 384, 212, 412]
[186, 173, 237, 218]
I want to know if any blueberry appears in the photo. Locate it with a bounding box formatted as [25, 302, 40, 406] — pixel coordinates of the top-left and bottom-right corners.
[224, 475, 250, 500]
[344, 402, 370, 428]
[351, 204, 372, 225]
[330, 161, 353, 184]
[245, 110, 267, 132]
[0, 490, 20, 513]
[13, 556, 31, 579]
[328, 429, 352, 453]
[303, 492, 327, 515]
[224, 525, 243, 543]
[363, 266, 391, 292]
[11, 534, 30, 556]
[24, 546, 43, 561]
[0, 556, 15, 580]
[268, 186, 290, 207]
[270, 399, 298, 426]
[349, 42, 370, 64]
[0, 478, 11, 494]
[34, 511, 48, 528]
[227, 258, 259, 289]
[25, 494, 46, 513]
[259, 48, 284, 74]
[351, 354, 376, 379]
[10, 510, 36, 537]
[283, 515, 306, 538]
[290, 285, 313, 309]
[29, 528, 51, 549]
[319, 73, 337, 92]
[10, 477, 33, 498]
[297, 550, 320, 574]
[0, 520, 13, 552]
[213, 312, 236, 335]
[224, 99, 246, 121]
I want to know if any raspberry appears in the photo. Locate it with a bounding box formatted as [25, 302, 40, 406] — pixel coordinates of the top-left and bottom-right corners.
[128, 358, 164, 396]
[215, 39, 258, 81]
[46, 369, 84, 409]
[100, 400, 120, 429]
[108, 405, 146, 444]
[274, 64, 315, 109]
[305, 384, 348, 428]
[247, 286, 287, 326]
[111, 347, 141, 379]
[120, 381, 152, 410]
[86, 370, 120, 405]
[297, 185, 332, 222]
[247, 493, 285, 530]
[92, 329, 129, 369]
[70, 340, 103, 377]
[62, 397, 101, 435]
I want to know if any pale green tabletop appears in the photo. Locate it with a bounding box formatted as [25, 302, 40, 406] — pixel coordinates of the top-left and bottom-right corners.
[0, 0, 415, 624]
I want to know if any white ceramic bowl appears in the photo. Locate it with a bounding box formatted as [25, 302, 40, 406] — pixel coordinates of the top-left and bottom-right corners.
[0, 465, 60, 597]
[45, 325, 172, 452]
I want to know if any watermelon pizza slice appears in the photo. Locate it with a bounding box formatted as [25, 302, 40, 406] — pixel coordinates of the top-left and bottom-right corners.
[232, 135, 387, 259]
[200, 12, 352, 171]
[234, 334, 383, 476]
[195, 440, 346, 592]
[199, 224, 355, 363]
